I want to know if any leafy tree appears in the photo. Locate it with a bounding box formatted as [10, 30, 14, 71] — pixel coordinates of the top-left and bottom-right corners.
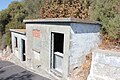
[8, 1, 28, 21]
[0, 0, 120, 48]
[90, 0, 120, 40]
[0, 10, 10, 35]
[23, 0, 44, 19]
[0, 1, 27, 48]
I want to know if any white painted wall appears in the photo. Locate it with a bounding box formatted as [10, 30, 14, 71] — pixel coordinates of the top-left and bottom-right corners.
[11, 32, 26, 61]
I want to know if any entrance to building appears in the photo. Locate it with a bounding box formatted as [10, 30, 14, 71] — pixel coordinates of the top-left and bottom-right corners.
[21, 39, 26, 61]
[51, 32, 64, 73]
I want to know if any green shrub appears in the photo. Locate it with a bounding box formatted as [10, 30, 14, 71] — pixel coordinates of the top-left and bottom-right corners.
[90, 0, 120, 40]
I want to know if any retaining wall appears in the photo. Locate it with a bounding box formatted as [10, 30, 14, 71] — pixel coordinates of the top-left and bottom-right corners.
[88, 49, 120, 80]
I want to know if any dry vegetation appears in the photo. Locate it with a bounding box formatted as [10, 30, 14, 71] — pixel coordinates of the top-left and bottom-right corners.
[100, 34, 120, 51]
[40, 0, 90, 20]
[70, 53, 92, 80]
[40, 0, 120, 50]
[0, 0, 119, 50]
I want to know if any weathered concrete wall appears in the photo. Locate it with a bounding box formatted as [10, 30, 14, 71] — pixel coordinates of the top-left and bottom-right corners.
[88, 49, 120, 80]
[11, 32, 26, 61]
[69, 23, 101, 72]
[26, 23, 71, 79]
[26, 22, 101, 80]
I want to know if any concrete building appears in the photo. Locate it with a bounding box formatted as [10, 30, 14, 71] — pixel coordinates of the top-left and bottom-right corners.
[10, 29, 26, 61]
[10, 18, 101, 80]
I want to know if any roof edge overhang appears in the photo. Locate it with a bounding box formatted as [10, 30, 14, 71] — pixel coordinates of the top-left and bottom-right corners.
[10, 29, 26, 35]
[23, 18, 101, 25]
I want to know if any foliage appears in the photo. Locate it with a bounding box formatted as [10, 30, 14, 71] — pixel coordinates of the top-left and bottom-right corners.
[0, 0, 44, 47]
[0, 0, 120, 48]
[0, 10, 10, 35]
[23, 0, 45, 19]
[0, 1, 27, 47]
[40, 0, 91, 19]
[90, 0, 120, 40]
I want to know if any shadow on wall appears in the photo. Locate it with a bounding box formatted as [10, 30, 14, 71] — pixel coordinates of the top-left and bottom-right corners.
[71, 24, 100, 34]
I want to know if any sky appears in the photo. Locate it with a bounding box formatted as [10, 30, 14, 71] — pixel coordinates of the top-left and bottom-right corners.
[0, 0, 14, 11]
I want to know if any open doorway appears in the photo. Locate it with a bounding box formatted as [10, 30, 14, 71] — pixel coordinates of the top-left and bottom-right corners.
[15, 37, 18, 48]
[21, 39, 26, 61]
[51, 32, 64, 73]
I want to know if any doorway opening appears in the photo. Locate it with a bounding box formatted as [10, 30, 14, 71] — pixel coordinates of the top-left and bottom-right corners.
[15, 37, 18, 48]
[51, 32, 64, 73]
[54, 33, 64, 53]
[21, 39, 26, 61]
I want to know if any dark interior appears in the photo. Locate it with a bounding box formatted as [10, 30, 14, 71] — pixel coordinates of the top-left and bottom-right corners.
[54, 33, 64, 53]
[22, 39, 26, 61]
[15, 37, 18, 48]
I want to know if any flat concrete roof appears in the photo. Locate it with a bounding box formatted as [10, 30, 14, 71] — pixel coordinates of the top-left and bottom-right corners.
[23, 18, 101, 25]
[10, 29, 26, 35]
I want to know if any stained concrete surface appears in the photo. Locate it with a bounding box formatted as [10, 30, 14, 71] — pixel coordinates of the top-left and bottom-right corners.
[0, 61, 50, 80]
